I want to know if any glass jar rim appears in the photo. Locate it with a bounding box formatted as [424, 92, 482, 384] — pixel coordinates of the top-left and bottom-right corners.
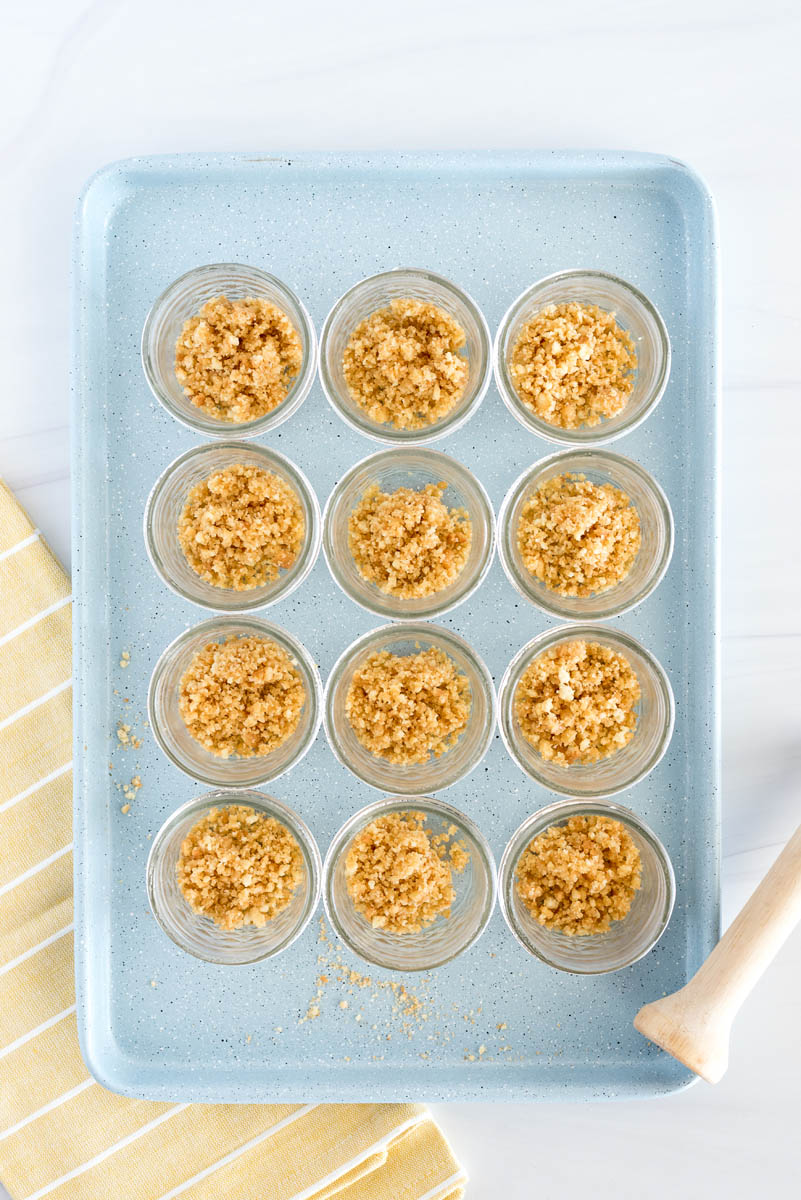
[321, 445, 496, 620]
[498, 796, 676, 973]
[147, 615, 323, 786]
[323, 794, 498, 971]
[143, 439, 322, 612]
[146, 788, 322, 964]
[141, 262, 318, 440]
[493, 268, 671, 447]
[319, 267, 492, 446]
[496, 447, 674, 621]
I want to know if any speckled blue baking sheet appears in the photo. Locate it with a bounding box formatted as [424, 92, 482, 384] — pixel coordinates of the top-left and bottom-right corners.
[72, 151, 719, 1102]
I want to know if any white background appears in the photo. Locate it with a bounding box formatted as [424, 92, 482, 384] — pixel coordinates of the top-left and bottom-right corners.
[2, 1, 800, 1196]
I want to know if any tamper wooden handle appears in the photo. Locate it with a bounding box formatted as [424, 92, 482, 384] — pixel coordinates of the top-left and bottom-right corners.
[634, 821, 801, 1083]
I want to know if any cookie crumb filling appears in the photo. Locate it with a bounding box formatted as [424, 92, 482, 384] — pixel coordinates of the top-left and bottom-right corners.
[515, 639, 640, 765]
[517, 473, 640, 596]
[509, 302, 636, 429]
[175, 294, 302, 423]
[177, 804, 303, 929]
[178, 464, 304, 590]
[346, 647, 470, 765]
[179, 635, 305, 758]
[345, 810, 469, 933]
[348, 482, 471, 598]
[343, 298, 469, 430]
[515, 814, 641, 935]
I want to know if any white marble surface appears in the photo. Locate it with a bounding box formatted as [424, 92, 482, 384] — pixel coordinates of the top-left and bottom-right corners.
[2, 1, 800, 1195]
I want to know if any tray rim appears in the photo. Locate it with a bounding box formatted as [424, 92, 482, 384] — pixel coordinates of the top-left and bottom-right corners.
[71, 148, 721, 1103]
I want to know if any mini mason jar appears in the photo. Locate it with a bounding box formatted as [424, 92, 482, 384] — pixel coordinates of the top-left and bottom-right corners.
[148, 616, 322, 787]
[142, 263, 317, 438]
[499, 798, 675, 974]
[324, 795, 497, 971]
[497, 449, 674, 621]
[323, 447, 495, 620]
[497, 623, 674, 798]
[319, 268, 491, 445]
[147, 790, 321, 964]
[494, 269, 671, 446]
[144, 441, 321, 612]
[324, 622, 496, 794]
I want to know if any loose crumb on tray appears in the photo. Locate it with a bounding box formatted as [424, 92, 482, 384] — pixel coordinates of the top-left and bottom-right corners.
[178, 463, 304, 590]
[177, 804, 303, 929]
[345, 811, 468, 933]
[342, 298, 469, 430]
[175, 295, 302, 423]
[509, 302, 636, 429]
[515, 814, 641, 934]
[517, 473, 640, 596]
[346, 647, 470, 764]
[179, 635, 305, 758]
[514, 639, 640, 765]
[348, 482, 471, 598]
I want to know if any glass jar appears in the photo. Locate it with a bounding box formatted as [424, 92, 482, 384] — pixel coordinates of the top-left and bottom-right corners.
[494, 269, 670, 446]
[324, 795, 496, 971]
[324, 622, 495, 794]
[147, 789, 321, 964]
[144, 441, 320, 612]
[148, 615, 322, 787]
[141, 262, 317, 438]
[323, 447, 494, 620]
[319, 268, 491, 445]
[497, 448, 673, 621]
[497, 623, 674, 798]
[499, 797, 675, 973]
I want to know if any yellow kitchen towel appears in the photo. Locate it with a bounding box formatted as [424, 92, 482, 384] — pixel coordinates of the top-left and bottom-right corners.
[0, 478, 467, 1200]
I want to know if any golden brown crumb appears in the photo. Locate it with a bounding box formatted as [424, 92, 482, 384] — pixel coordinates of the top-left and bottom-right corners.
[345, 811, 467, 932]
[175, 295, 302, 423]
[515, 639, 640, 765]
[509, 303, 636, 429]
[348, 482, 471, 598]
[179, 635, 305, 758]
[343, 298, 468, 430]
[177, 804, 303, 929]
[515, 814, 641, 934]
[517, 473, 640, 596]
[346, 647, 470, 764]
[178, 464, 304, 590]
[116, 722, 143, 750]
[122, 776, 141, 803]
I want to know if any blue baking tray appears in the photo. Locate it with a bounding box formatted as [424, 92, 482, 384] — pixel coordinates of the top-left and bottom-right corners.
[72, 151, 719, 1102]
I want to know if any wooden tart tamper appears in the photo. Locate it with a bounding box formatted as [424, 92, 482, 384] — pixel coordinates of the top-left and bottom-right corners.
[635, 822, 801, 1083]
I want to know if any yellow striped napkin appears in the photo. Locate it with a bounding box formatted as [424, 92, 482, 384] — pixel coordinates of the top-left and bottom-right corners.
[0, 479, 467, 1200]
